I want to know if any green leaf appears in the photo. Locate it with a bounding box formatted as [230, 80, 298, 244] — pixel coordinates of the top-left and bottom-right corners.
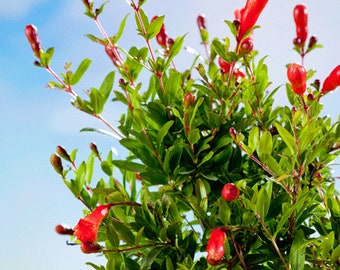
[112, 160, 145, 172]
[147, 15, 164, 40]
[258, 130, 272, 162]
[248, 126, 260, 153]
[256, 184, 270, 219]
[187, 128, 200, 145]
[99, 71, 114, 105]
[112, 221, 135, 245]
[289, 229, 305, 270]
[114, 14, 129, 43]
[331, 244, 340, 263]
[71, 58, 92, 85]
[212, 39, 238, 63]
[275, 123, 296, 155]
[89, 88, 104, 114]
[157, 120, 174, 145]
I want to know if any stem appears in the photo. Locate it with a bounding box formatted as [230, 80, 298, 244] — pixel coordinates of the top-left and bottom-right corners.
[45, 65, 77, 97]
[103, 241, 171, 253]
[95, 114, 125, 140]
[255, 212, 289, 269]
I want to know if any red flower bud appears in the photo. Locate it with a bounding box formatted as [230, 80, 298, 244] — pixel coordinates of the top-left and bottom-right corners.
[206, 228, 226, 265]
[287, 63, 307, 96]
[25, 24, 42, 58]
[56, 145, 71, 162]
[236, 0, 269, 42]
[229, 127, 237, 140]
[80, 241, 102, 254]
[105, 45, 122, 67]
[197, 14, 207, 30]
[239, 37, 254, 55]
[74, 204, 112, 244]
[222, 183, 240, 201]
[293, 4, 308, 44]
[321, 65, 340, 94]
[183, 93, 196, 108]
[55, 224, 75, 235]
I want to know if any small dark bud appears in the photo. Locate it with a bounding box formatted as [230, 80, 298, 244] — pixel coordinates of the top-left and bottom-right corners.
[80, 241, 102, 254]
[50, 153, 63, 176]
[56, 145, 71, 162]
[313, 79, 320, 90]
[307, 93, 314, 101]
[55, 224, 74, 235]
[308, 35, 317, 49]
[229, 127, 237, 140]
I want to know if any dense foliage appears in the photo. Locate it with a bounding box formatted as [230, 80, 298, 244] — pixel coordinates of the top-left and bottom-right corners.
[26, 0, 340, 269]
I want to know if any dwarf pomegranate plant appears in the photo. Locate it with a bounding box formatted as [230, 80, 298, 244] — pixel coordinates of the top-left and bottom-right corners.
[26, 1, 340, 269]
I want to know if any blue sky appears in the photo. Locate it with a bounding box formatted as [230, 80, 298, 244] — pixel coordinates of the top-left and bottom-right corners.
[1, 0, 339, 269]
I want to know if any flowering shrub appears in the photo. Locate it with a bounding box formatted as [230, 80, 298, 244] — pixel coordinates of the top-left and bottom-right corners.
[26, 0, 340, 269]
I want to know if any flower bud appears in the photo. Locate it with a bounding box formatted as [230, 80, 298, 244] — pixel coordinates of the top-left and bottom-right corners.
[56, 146, 71, 162]
[197, 14, 207, 30]
[206, 228, 226, 266]
[152, 16, 169, 48]
[321, 65, 340, 94]
[105, 45, 121, 67]
[183, 93, 196, 109]
[287, 63, 307, 96]
[229, 127, 237, 140]
[80, 242, 102, 254]
[50, 153, 63, 175]
[293, 4, 308, 44]
[55, 224, 75, 235]
[239, 37, 254, 55]
[25, 24, 42, 58]
[308, 36, 317, 49]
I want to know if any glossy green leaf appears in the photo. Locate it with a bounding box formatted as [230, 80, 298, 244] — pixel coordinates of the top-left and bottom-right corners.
[275, 123, 296, 155]
[248, 126, 260, 153]
[258, 130, 272, 162]
[289, 229, 305, 270]
[71, 58, 92, 85]
[99, 71, 114, 105]
[112, 221, 135, 245]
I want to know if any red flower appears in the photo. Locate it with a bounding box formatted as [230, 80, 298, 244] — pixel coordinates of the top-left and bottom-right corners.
[236, 0, 269, 42]
[206, 228, 226, 265]
[25, 24, 42, 58]
[293, 4, 308, 45]
[287, 63, 307, 96]
[74, 204, 111, 245]
[321, 65, 340, 94]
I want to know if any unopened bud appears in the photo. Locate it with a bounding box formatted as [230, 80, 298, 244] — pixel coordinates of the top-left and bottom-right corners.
[229, 127, 237, 140]
[25, 24, 42, 58]
[56, 146, 71, 162]
[308, 36, 317, 49]
[50, 153, 63, 176]
[197, 14, 207, 30]
[80, 241, 102, 254]
[55, 224, 74, 235]
[105, 45, 121, 67]
[183, 93, 195, 109]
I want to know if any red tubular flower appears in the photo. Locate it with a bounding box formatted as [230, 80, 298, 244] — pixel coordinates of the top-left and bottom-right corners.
[287, 63, 307, 96]
[321, 65, 340, 94]
[293, 4, 308, 45]
[236, 0, 269, 42]
[74, 204, 112, 245]
[206, 228, 226, 266]
[25, 24, 42, 58]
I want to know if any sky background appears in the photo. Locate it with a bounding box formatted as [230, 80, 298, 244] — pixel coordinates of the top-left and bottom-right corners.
[1, 0, 339, 269]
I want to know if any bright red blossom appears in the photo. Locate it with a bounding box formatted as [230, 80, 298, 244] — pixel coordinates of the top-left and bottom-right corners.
[287, 63, 307, 96]
[321, 65, 340, 94]
[74, 204, 112, 244]
[222, 183, 240, 201]
[293, 4, 308, 44]
[206, 228, 226, 265]
[236, 0, 269, 42]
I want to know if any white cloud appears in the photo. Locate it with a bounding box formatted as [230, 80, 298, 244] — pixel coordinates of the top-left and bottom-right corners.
[0, 0, 46, 19]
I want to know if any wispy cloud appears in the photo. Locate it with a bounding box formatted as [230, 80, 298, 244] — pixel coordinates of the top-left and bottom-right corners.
[0, 0, 46, 20]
